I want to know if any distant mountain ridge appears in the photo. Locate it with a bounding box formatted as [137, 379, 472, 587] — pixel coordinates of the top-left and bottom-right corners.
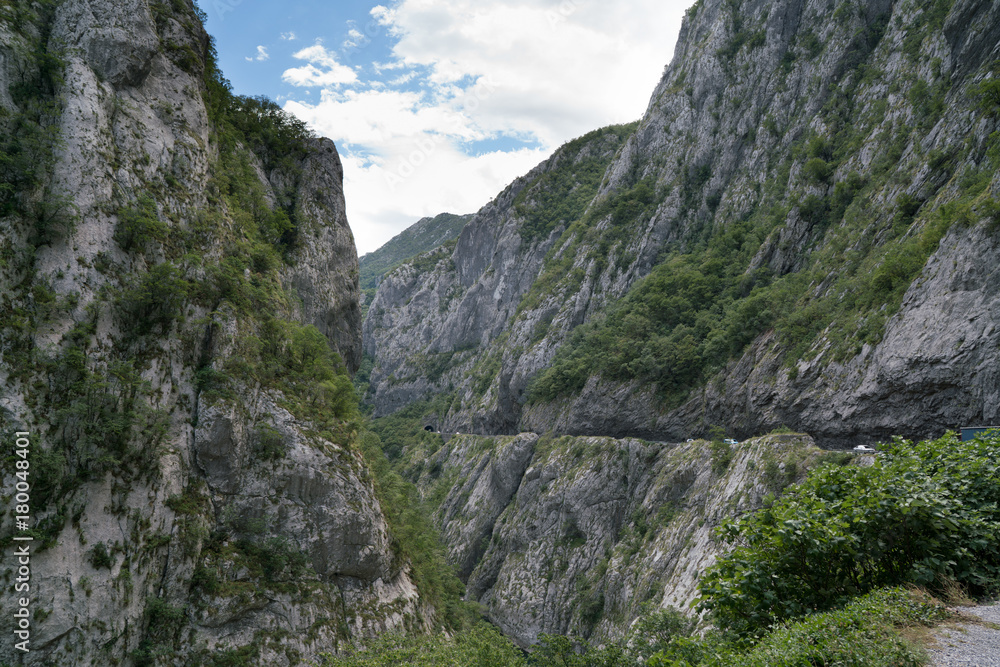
[360, 212, 473, 291]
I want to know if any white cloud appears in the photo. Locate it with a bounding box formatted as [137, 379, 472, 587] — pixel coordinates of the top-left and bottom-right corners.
[372, 60, 409, 73]
[281, 0, 690, 254]
[343, 145, 547, 255]
[342, 27, 367, 50]
[292, 44, 344, 69]
[245, 45, 269, 62]
[380, 0, 683, 146]
[286, 86, 548, 254]
[285, 87, 484, 149]
[281, 32, 297, 41]
[282, 44, 358, 87]
[388, 71, 417, 86]
[370, 5, 396, 27]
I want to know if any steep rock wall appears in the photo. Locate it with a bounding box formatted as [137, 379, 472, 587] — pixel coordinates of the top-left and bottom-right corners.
[362, 125, 633, 429]
[410, 432, 831, 647]
[0, 1, 413, 665]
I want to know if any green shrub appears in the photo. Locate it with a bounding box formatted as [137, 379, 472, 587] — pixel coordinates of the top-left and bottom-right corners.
[648, 588, 945, 666]
[895, 192, 923, 227]
[800, 30, 823, 58]
[698, 433, 1000, 640]
[252, 425, 286, 461]
[628, 607, 700, 664]
[0, 1, 65, 224]
[515, 124, 636, 243]
[803, 157, 832, 183]
[114, 194, 169, 251]
[981, 197, 1000, 232]
[974, 78, 1000, 115]
[165, 485, 209, 516]
[356, 428, 469, 630]
[531, 634, 629, 667]
[87, 542, 113, 569]
[709, 440, 733, 475]
[133, 596, 188, 666]
[117, 263, 190, 336]
[234, 535, 309, 582]
[318, 622, 524, 667]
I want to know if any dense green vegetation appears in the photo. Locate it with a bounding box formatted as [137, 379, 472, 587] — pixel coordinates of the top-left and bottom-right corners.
[357, 428, 472, 630]
[513, 123, 637, 244]
[648, 588, 949, 667]
[699, 432, 1000, 640]
[367, 394, 453, 460]
[0, 0, 72, 243]
[316, 623, 524, 667]
[199, 36, 315, 256]
[354, 394, 479, 629]
[315, 588, 949, 667]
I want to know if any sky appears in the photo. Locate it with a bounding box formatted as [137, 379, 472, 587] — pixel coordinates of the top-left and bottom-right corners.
[202, 0, 693, 255]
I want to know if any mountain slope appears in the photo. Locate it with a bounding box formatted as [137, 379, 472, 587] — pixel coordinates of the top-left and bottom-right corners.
[363, 0, 1000, 447]
[363, 123, 636, 424]
[0, 1, 426, 664]
[360, 212, 473, 291]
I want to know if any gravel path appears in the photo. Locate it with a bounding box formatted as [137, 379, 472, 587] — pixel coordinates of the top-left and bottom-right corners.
[928, 602, 1000, 666]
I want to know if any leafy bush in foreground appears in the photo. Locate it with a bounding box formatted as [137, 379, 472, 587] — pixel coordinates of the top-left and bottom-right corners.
[316, 623, 524, 667]
[698, 432, 1000, 639]
[648, 588, 947, 666]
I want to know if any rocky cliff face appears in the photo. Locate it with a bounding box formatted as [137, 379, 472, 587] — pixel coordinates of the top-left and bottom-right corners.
[523, 224, 1000, 447]
[0, 1, 416, 665]
[363, 0, 1000, 447]
[363, 124, 634, 428]
[281, 137, 364, 373]
[405, 431, 831, 647]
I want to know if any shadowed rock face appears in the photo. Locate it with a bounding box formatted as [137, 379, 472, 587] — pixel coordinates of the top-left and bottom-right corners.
[0, 1, 413, 664]
[364, 0, 1000, 447]
[57, 0, 162, 88]
[281, 136, 363, 373]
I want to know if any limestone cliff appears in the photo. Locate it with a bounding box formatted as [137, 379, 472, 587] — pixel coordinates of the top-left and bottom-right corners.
[0, 1, 418, 665]
[363, 124, 635, 428]
[363, 0, 1000, 447]
[404, 431, 832, 647]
